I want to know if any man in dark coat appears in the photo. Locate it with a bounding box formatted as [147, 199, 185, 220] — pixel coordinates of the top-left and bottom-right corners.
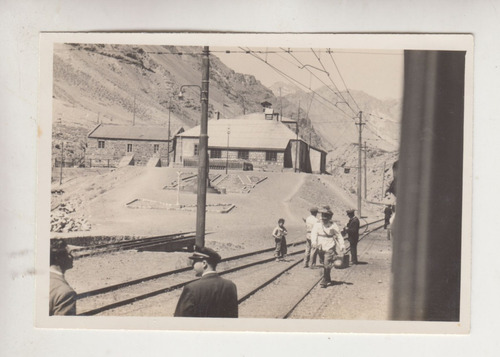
[49, 239, 76, 316]
[384, 205, 393, 229]
[174, 246, 238, 318]
[344, 209, 360, 265]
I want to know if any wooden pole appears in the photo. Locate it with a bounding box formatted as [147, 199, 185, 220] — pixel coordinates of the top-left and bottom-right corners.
[195, 46, 210, 249]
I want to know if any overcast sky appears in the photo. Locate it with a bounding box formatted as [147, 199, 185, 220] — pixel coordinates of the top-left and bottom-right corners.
[213, 47, 404, 101]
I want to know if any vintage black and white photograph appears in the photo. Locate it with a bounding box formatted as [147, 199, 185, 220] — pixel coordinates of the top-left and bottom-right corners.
[36, 33, 472, 332]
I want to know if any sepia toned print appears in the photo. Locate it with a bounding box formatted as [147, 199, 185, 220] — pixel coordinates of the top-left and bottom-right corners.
[36, 33, 472, 333]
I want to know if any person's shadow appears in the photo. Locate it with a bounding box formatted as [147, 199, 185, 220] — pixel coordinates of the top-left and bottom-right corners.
[329, 280, 353, 286]
[352, 261, 368, 265]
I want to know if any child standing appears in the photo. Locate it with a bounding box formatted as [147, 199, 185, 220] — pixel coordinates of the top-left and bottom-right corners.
[272, 218, 288, 261]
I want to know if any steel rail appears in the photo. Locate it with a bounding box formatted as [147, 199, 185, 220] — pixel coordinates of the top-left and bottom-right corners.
[77, 220, 384, 315]
[281, 224, 385, 319]
[71, 231, 196, 253]
[76, 240, 306, 300]
[77, 249, 305, 316]
[73, 234, 197, 259]
[238, 258, 304, 304]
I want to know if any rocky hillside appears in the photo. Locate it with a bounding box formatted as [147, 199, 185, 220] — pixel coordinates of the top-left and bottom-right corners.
[52, 43, 400, 190]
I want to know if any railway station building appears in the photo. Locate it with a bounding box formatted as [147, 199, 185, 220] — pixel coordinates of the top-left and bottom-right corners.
[174, 108, 327, 173]
[86, 124, 182, 167]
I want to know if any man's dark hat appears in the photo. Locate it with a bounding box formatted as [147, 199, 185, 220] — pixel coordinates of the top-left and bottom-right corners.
[188, 246, 221, 264]
[346, 209, 355, 215]
[50, 238, 68, 254]
[310, 206, 318, 213]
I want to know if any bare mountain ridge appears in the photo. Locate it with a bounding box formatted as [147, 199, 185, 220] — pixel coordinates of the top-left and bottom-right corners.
[52, 44, 399, 170]
[273, 85, 401, 152]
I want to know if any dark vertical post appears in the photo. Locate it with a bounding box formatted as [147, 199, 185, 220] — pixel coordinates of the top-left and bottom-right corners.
[195, 46, 210, 249]
[381, 161, 386, 198]
[225, 127, 230, 174]
[59, 142, 64, 185]
[295, 102, 300, 173]
[364, 141, 367, 199]
[356, 111, 364, 217]
[391, 50, 464, 321]
[167, 99, 171, 167]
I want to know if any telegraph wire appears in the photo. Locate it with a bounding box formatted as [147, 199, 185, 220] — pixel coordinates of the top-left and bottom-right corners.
[325, 49, 362, 113]
[280, 47, 357, 117]
[309, 48, 357, 115]
[240, 47, 353, 120]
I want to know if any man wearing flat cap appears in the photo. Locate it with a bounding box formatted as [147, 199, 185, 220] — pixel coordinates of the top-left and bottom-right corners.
[174, 246, 238, 318]
[311, 205, 345, 288]
[344, 209, 360, 265]
[49, 239, 76, 316]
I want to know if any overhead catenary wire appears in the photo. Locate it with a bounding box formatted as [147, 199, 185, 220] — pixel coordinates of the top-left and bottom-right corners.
[326, 49, 362, 113]
[240, 47, 354, 120]
[62, 44, 395, 132]
[309, 48, 359, 115]
[281, 47, 358, 117]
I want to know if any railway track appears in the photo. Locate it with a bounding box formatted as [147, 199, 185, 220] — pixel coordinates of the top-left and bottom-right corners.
[280, 222, 385, 319]
[76, 219, 384, 317]
[70, 231, 197, 259]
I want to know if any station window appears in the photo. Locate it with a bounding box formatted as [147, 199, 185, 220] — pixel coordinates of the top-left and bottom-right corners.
[266, 151, 277, 162]
[127, 144, 133, 153]
[238, 150, 249, 160]
[98, 140, 105, 149]
[211, 149, 222, 158]
[153, 144, 159, 153]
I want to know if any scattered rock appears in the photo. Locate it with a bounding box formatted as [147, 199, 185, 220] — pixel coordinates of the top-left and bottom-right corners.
[50, 204, 91, 233]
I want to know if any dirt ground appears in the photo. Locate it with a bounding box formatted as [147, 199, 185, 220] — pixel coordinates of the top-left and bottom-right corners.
[53, 166, 392, 319]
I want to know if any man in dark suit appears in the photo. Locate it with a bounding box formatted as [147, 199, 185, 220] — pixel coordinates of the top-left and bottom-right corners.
[174, 246, 238, 318]
[49, 239, 76, 316]
[344, 209, 360, 265]
[384, 205, 393, 229]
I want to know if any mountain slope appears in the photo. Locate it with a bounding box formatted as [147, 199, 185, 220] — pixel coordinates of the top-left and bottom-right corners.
[52, 44, 400, 175]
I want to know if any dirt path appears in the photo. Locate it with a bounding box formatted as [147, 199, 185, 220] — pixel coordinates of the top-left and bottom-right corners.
[320, 176, 379, 218]
[282, 173, 306, 224]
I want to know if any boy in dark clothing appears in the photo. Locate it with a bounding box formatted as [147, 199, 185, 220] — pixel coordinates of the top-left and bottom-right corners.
[272, 218, 288, 261]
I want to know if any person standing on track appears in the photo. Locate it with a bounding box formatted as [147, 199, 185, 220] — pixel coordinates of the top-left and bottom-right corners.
[49, 239, 76, 316]
[344, 209, 360, 265]
[384, 204, 393, 229]
[386, 160, 398, 241]
[272, 218, 288, 262]
[303, 207, 319, 268]
[174, 246, 238, 318]
[311, 205, 345, 288]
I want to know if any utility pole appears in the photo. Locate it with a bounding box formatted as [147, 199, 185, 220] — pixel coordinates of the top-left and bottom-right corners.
[295, 101, 300, 173]
[355, 111, 365, 217]
[279, 87, 283, 120]
[225, 127, 230, 174]
[195, 46, 210, 249]
[364, 141, 367, 199]
[59, 141, 64, 185]
[381, 161, 386, 199]
[176, 171, 181, 206]
[167, 98, 172, 167]
[132, 95, 136, 126]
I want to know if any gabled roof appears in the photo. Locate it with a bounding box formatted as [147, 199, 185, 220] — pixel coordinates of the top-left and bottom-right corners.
[88, 124, 173, 141]
[177, 113, 300, 150]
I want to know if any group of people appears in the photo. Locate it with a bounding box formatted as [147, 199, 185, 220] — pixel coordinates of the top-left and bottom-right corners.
[50, 159, 398, 318]
[272, 206, 360, 289]
[49, 206, 362, 317]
